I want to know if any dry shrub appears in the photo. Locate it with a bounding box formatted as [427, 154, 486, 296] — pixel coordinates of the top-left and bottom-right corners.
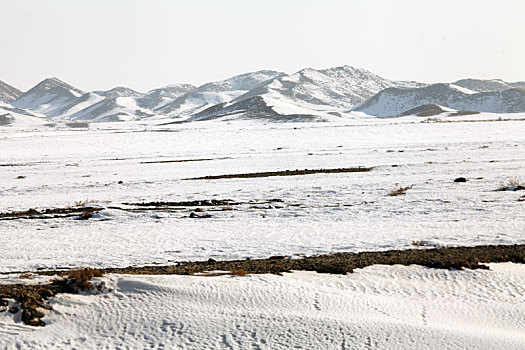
[78, 208, 95, 220]
[497, 178, 524, 191]
[67, 268, 103, 290]
[388, 185, 413, 196]
[504, 178, 522, 187]
[230, 269, 248, 277]
[423, 117, 443, 123]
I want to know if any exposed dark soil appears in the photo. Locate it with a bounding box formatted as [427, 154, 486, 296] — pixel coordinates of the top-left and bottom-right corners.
[183, 167, 372, 180]
[0, 268, 103, 327]
[397, 104, 445, 117]
[122, 199, 238, 207]
[0, 161, 49, 167]
[0, 199, 287, 221]
[449, 110, 480, 117]
[0, 207, 101, 221]
[139, 158, 224, 164]
[2, 244, 525, 327]
[104, 244, 525, 276]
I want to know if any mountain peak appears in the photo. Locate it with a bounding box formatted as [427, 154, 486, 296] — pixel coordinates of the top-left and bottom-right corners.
[94, 86, 143, 98]
[0, 80, 23, 103]
[30, 77, 84, 95]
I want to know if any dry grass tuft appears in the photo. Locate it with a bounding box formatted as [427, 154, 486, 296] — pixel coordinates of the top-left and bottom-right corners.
[66, 268, 103, 291]
[505, 179, 522, 187]
[74, 199, 98, 207]
[497, 178, 524, 191]
[388, 185, 413, 196]
[230, 269, 248, 277]
[19, 272, 34, 279]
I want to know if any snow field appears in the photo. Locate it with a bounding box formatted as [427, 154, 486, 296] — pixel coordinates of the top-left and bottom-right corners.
[1, 263, 524, 349]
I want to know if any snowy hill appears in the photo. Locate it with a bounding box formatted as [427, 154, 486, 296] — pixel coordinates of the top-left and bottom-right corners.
[94, 86, 144, 99]
[189, 95, 324, 122]
[12, 77, 84, 115]
[0, 80, 22, 103]
[68, 96, 154, 122]
[453, 78, 525, 93]
[45, 92, 105, 118]
[190, 66, 424, 121]
[353, 83, 525, 117]
[2, 68, 524, 125]
[155, 70, 284, 118]
[137, 84, 195, 110]
[0, 102, 50, 128]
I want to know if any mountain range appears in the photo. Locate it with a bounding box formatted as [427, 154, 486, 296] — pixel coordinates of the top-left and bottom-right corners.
[1, 67, 524, 126]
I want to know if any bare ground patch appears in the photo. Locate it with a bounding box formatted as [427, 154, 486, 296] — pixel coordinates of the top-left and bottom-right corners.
[0, 207, 102, 221]
[183, 167, 372, 180]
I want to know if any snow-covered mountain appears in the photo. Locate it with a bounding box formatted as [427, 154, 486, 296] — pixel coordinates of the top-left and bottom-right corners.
[453, 78, 525, 93]
[12, 77, 84, 115]
[137, 84, 195, 110]
[68, 96, 155, 122]
[155, 70, 284, 118]
[0, 102, 50, 128]
[2, 67, 524, 125]
[353, 83, 525, 117]
[0, 80, 22, 103]
[190, 66, 424, 121]
[48, 92, 105, 118]
[94, 86, 144, 99]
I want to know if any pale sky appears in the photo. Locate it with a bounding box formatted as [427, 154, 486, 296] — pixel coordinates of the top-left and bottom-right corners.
[1, 0, 524, 92]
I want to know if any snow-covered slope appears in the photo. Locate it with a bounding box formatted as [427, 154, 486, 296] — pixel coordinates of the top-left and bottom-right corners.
[94, 86, 144, 99]
[47, 92, 105, 118]
[453, 78, 525, 93]
[0, 80, 22, 103]
[189, 95, 326, 122]
[12, 77, 84, 115]
[68, 96, 154, 122]
[190, 66, 425, 121]
[0, 102, 50, 128]
[137, 84, 195, 110]
[155, 70, 284, 118]
[354, 83, 525, 117]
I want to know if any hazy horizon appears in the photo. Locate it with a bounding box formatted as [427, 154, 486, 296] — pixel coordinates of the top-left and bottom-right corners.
[1, 0, 524, 92]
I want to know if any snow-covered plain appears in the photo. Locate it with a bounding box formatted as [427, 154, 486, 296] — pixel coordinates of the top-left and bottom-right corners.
[1, 115, 524, 349]
[1, 264, 525, 349]
[0, 116, 524, 272]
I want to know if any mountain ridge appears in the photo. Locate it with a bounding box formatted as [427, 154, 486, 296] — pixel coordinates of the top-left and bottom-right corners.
[3, 68, 525, 125]
[353, 83, 525, 117]
[0, 80, 23, 103]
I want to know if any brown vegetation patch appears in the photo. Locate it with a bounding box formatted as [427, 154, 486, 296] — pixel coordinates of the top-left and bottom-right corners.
[230, 269, 248, 276]
[388, 185, 413, 196]
[0, 268, 103, 327]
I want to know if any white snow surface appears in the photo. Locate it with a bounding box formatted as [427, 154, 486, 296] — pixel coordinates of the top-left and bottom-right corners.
[2, 264, 525, 349]
[1, 116, 525, 349]
[0, 116, 524, 272]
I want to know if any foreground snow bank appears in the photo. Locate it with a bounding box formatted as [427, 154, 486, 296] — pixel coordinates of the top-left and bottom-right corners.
[1, 263, 524, 349]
